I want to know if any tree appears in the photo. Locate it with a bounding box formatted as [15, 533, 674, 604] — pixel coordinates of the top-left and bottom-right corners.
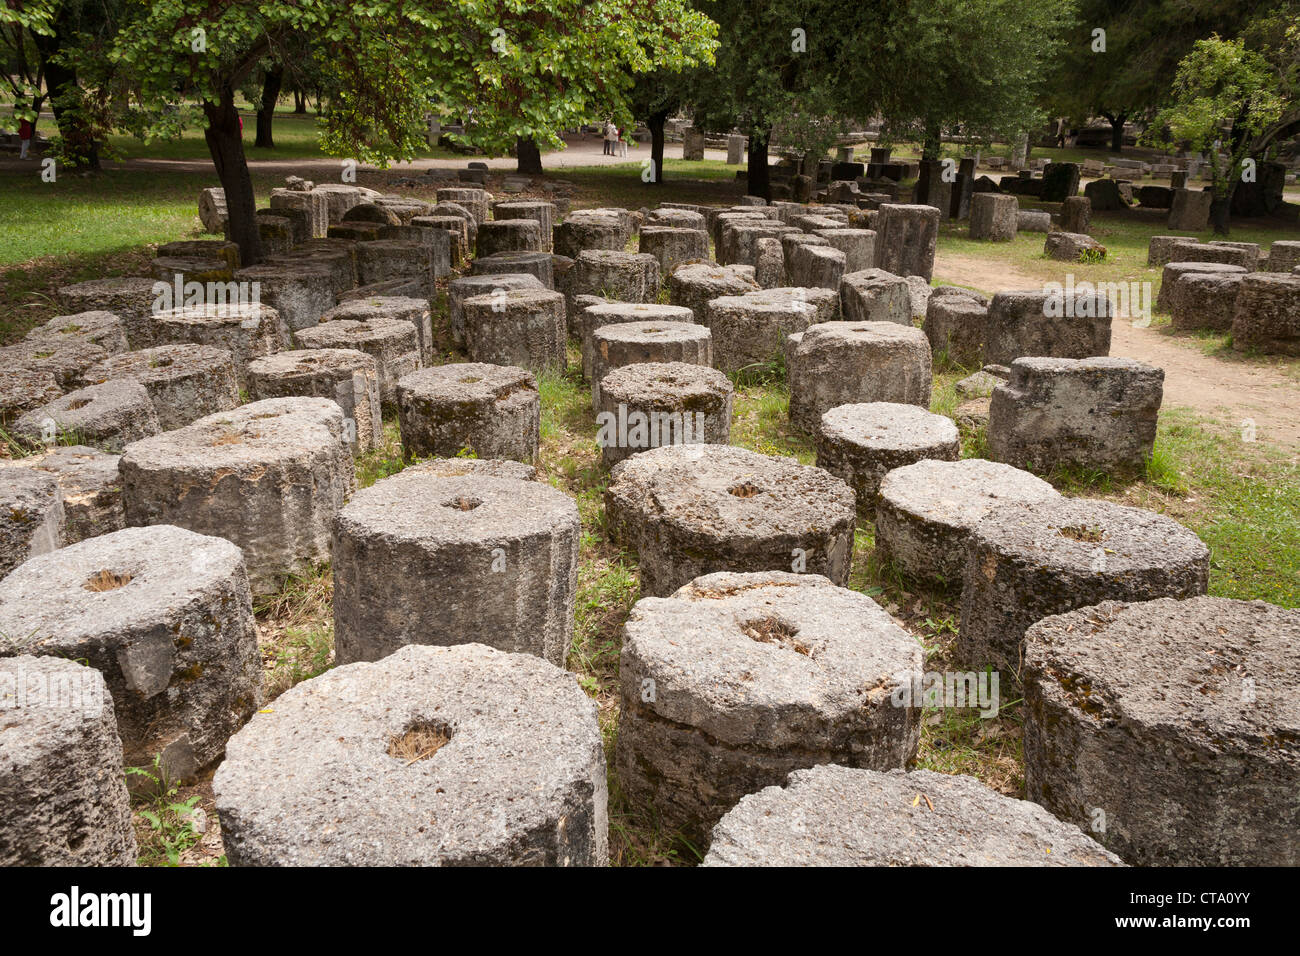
[879, 0, 1076, 160]
[1147, 35, 1286, 233]
[111, 1, 717, 265]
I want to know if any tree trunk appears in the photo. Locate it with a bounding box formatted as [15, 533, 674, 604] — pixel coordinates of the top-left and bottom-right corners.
[747, 128, 770, 200]
[921, 121, 942, 161]
[516, 136, 543, 175]
[292, 87, 306, 114]
[1106, 113, 1127, 153]
[205, 93, 263, 266]
[255, 65, 284, 149]
[648, 110, 667, 185]
[33, 30, 100, 171]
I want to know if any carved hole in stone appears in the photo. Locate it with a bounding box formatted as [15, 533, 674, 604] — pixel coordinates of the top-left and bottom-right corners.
[1059, 524, 1105, 543]
[387, 719, 453, 764]
[728, 481, 761, 498]
[739, 615, 812, 656]
[83, 569, 133, 592]
[443, 495, 482, 512]
[66, 398, 92, 411]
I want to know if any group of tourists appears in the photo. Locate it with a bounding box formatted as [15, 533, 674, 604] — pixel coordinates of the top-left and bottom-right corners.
[602, 120, 628, 157]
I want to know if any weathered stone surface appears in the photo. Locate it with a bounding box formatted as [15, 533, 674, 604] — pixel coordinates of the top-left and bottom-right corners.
[199, 186, 228, 234]
[814, 228, 875, 272]
[753, 236, 786, 288]
[606, 444, 856, 596]
[1084, 178, 1129, 212]
[988, 357, 1163, 474]
[25, 310, 129, 356]
[648, 207, 706, 230]
[837, 269, 909, 329]
[786, 242, 846, 290]
[1169, 271, 1244, 331]
[617, 572, 922, 843]
[448, 273, 544, 347]
[1167, 188, 1212, 231]
[959, 498, 1209, 673]
[969, 194, 1019, 241]
[232, 264, 337, 332]
[1147, 235, 1187, 267]
[553, 209, 629, 258]
[435, 187, 490, 225]
[1016, 209, 1052, 232]
[293, 316, 420, 406]
[80, 344, 240, 431]
[343, 202, 401, 228]
[706, 287, 839, 375]
[412, 215, 469, 265]
[2, 446, 123, 545]
[0, 369, 64, 430]
[1267, 240, 1300, 272]
[1061, 196, 1091, 234]
[1025, 596, 1299, 866]
[120, 398, 354, 594]
[1044, 231, 1105, 262]
[320, 295, 434, 364]
[475, 219, 545, 259]
[1231, 272, 1300, 355]
[0, 469, 63, 579]
[638, 226, 709, 278]
[874, 204, 939, 279]
[57, 278, 159, 349]
[493, 201, 557, 251]
[271, 239, 360, 291]
[405, 457, 537, 481]
[429, 200, 478, 246]
[215, 643, 606, 865]
[702, 765, 1122, 867]
[397, 362, 539, 463]
[1164, 240, 1258, 271]
[1156, 261, 1247, 312]
[667, 262, 760, 322]
[247, 349, 381, 455]
[1041, 162, 1081, 203]
[874, 458, 1059, 587]
[588, 320, 711, 409]
[711, 210, 767, 253]
[312, 184, 364, 223]
[576, 302, 694, 379]
[0, 656, 137, 866]
[470, 250, 555, 290]
[983, 289, 1111, 365]
[595, 361, 732, 467]
[571, 250, 660, 303]
[462, 289, 567, 373]
[13, 379, 160, 453]
[720, 221, 800, 267]
[814, 403, 959, 513]
[333, 475, 578, 666]
[924, 294, 989, 367]
[150, 303, 286, 387]
[1, 338, 108, 391]
[789, 322, 932, 431]
[0, 526, 262, 780]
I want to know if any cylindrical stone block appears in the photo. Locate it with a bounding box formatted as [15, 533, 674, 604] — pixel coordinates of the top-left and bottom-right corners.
[232, 264, 337, 333]
[396, 363, 539, 463]
[616, 571, 923, 843]
[924, 294, 989, 367]
[702, 765, 1122, 867]
[638, 226, 709, 278]
[247, 349, 382, 455]
[435, 187, 489, 225]
[26, 310, 129, 355]
[873, 458, 1060, 587]
[596, 361, 733, 467]
[577, 302, 696, 381]
[470, 250, 555, 289]
[605, 444, 857, 596]
[354, 239, 436, 295]
[57, 277, 159, 349]
[1231, 272, 1300, 355]
[814, 403, 959, 513]
[0, 469, 64, 579]
[706, 287, 841, 376]
[462, 289, 567, 374]
[476, 219, 545, 258]
[1024, 596, 1300, 866]
[668, 263, 760, 323]
[571, 250, 661, 303]
[293, 317, 420, 406]
[119, 398, 355, 595]
[814, 228, 876, 272]
[0, 525, 262, 780]
[958, 497, 1210, 674]
[789, 321, 932, 430]
[214, 643, 607, 866]
[969, 194, 1020, 242]
[13, 380, 161, 454]
[448, 273, 545, 346]
[873, 203, 939, 280]
[320, 295, 433, 365]
[151, 303, 287, 387]
[588, 320, 712, 409]
[0, 656, 137, 866]
[332, 473, 579, 666]
[3, 445, 125, 545]
[79, 344, 240, 431]
[494, 201, 557, 251]
[983, 289, 1112, 365]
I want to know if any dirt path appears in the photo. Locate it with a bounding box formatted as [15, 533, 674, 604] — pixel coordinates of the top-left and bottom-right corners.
[934, 251, 1300, 450]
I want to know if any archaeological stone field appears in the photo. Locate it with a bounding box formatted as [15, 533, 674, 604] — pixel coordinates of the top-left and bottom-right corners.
[0, 1, 1297, 899]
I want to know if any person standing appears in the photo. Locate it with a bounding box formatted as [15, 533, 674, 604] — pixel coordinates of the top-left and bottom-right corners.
[604, 120, 615, 156]
[18, 116, 33, 160]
